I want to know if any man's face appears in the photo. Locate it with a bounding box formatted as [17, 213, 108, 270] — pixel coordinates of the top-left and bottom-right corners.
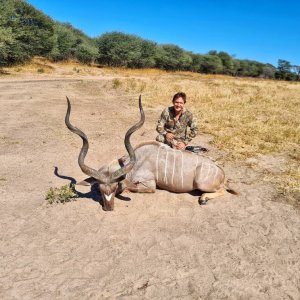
[173, 97, 185, 114]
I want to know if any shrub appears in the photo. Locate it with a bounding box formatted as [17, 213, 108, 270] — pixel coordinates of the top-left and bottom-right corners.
[112, 78, 122, 89]
[45, 184, 77, 204]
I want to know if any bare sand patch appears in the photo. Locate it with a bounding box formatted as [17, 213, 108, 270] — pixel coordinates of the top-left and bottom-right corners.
[0, 75, 299, 299]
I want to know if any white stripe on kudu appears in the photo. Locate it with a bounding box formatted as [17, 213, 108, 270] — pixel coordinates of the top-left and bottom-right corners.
[156, 145, 161, 181]
[164, 149, 169, 184]
[195, 155, 199, 177]
[212, 165, 218, 184]
[171, 149, 176, 185]
[203, 164, 211, 182]
[181, 151, 184, 188]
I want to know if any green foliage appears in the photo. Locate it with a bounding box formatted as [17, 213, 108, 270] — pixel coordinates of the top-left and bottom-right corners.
[275, 59, 299, 80]
[154, 44, 192, 71]
[235, 59, 265, 77]
[48, 23, 77, 61]
[261, 64, 276, 79]
[277, 59, 291, 73]
[0, 1, 298, 81]
[200, 55, 223, 74]
[75, 42, 98, 64]
[96, 32, 156, 68]
[0, 0, 54, 66]
[190, 53, 204, 72]
[0, 26, 14, 66]
[48, 22, 98, 62]
[217, 51, 235, 75]
[45, 184, 77, 204]
[0, 1, 97, 65]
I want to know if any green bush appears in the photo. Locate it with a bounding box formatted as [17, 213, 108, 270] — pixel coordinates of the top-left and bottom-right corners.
[45, 184, 77, 204]
[96, 32, 157, 68]
[75, 43, 98, 64]
[0, 0, 54, 66]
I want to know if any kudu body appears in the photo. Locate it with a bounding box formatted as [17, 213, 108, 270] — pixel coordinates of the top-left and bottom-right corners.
[65, 96, 236, 211]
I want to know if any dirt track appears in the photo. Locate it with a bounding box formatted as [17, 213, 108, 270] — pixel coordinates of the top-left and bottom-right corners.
[0, 76, 299, 299]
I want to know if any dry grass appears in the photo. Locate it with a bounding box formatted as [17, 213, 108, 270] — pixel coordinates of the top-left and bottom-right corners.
[4, 58, 300, 203]
[0, 136, 19, 145]
[105, 69, 300, 200]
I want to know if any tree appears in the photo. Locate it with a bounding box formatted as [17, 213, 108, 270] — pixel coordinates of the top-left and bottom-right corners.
[207, 50, 218, 56]
[96, 32, 156, 68]
[190, 53, 204, 73]
[292, 65, 300, 76]
[134, 39, 157, 68]
[276, 59, 293, 80]
[261, 64, 276, 79]
[200, 55, 223, 74]
[48, 22, 98, 62]
[154, 44, 192, 71]
[49, 23, 77, 61]
[217, 51, 235, 75]
[235, 59, 264, 77]
[277, 59, 292, 72]
[75, 43, 98, 64]
[0, 0, 54, 65]
[0, 0, 15, 66]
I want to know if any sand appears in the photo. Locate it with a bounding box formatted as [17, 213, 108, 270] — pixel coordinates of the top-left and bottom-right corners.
[0, 75, 299, 299]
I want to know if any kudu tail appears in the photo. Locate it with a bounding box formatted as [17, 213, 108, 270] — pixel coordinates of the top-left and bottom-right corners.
[226, 188, 239, 196]
[224, 178, 239, 196]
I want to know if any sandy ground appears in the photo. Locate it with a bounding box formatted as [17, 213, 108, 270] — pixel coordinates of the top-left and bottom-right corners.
[0, 75, 299, 299]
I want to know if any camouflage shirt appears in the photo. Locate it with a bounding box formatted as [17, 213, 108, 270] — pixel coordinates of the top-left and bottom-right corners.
[156, 106, 198, 145]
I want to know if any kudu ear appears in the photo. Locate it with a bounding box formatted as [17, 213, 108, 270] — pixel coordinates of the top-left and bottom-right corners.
[76, 177, 97, 186]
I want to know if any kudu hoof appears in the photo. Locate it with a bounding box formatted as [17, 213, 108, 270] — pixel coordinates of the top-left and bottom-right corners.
[199, 199, 208, 205]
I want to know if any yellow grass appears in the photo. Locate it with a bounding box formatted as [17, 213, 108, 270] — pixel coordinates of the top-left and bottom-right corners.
[3, 58, 300, 203]
[104, 68, 300, 201]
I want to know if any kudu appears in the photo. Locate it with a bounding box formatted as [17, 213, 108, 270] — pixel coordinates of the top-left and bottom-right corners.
[65, 96, 236, 211]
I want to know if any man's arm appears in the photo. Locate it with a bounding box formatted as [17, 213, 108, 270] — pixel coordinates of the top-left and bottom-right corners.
[183, 114, 198, 145]
[156, 109, 168, 135]
[156, 109, 176, 144]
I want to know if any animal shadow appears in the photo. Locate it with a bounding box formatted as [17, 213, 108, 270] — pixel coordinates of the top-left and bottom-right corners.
[156, 186, 204, 205]
[53, 167, 131, 206]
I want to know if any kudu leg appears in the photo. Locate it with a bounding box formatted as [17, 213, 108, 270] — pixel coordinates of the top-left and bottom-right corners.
[124, 179, 156, 193]
[199, 188, 226, 202]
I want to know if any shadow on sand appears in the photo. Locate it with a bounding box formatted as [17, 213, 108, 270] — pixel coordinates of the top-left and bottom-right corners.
[53, 167, 131, 208]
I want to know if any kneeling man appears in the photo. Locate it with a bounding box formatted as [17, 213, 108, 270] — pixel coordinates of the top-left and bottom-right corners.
[156, 92, 198, 150]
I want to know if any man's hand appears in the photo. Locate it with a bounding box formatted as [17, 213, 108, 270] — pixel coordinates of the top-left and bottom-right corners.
[176, 141, 186, 150]
[166, 132, 174, 142]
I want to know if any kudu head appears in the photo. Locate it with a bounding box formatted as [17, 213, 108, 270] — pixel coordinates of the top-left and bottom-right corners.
[65, 96, 145, 211]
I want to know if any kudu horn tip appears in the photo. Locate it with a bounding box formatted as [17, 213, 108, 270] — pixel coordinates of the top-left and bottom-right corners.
[138, 95, 143, 109]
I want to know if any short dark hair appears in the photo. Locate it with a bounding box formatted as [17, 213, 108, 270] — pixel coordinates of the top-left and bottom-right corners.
[172, 92, 186, 103]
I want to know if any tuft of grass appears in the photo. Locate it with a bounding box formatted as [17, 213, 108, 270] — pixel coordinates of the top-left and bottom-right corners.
[112, 78, 122, 89]
[265, 162, 300, 197]
[0, 136, 19, 145]
[45, 184, 77, 204]
[73, 67, 80, 73]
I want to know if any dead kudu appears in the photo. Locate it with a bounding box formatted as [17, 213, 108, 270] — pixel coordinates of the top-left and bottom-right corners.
[65, 96, 237, 211]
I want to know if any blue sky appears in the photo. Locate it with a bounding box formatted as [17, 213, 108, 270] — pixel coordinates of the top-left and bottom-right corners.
[27, 0, 300, 67]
